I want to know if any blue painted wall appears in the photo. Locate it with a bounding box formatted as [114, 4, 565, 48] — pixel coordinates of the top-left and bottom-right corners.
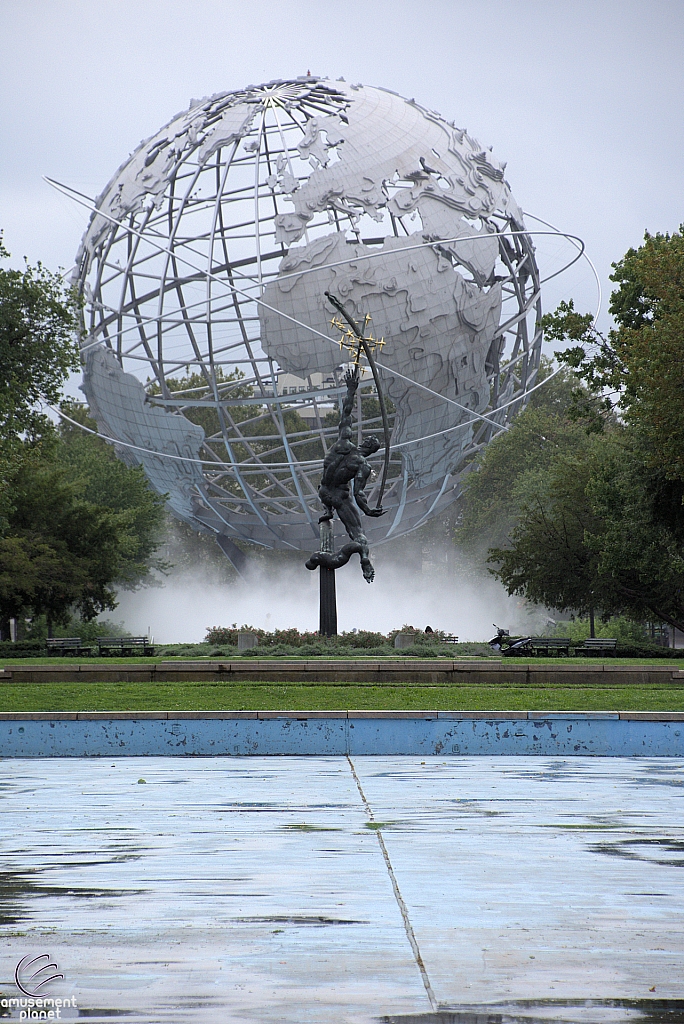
[0, 715, 682, 756]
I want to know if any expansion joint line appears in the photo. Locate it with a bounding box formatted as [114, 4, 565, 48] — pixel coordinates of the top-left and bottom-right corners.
[346, 755, 437, 1012]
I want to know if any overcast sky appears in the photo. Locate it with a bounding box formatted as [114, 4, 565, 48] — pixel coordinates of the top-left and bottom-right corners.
[1, 0, 683, 334]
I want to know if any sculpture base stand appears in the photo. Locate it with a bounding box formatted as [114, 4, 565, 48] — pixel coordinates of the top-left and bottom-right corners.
[319, 519, 337, 637]
[320, 567, 337, 637]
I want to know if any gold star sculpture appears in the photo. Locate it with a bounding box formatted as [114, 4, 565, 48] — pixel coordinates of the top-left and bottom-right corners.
[330, 313, 385, 366]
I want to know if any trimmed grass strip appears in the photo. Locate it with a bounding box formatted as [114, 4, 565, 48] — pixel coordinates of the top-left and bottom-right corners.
[0, 682, 682, 713]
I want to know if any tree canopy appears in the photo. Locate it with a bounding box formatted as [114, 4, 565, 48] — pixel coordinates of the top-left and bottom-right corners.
[456, 361, 591, 554]
[543, 227, 684, 477]
[0, 460, 124, 629]
[476, 228, 684, 635]
[487, 431, 684, 633]
[56, 403, 167, 588]
[0, 236, 80, 447]
[0, 234, 166, 635]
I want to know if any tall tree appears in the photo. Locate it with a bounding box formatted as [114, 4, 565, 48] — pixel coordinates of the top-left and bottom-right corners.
[0, 235, 80, 525]
[488, 431, 684, 634]
[543, 227, 684, 478]
[0, 237, 79, 439]
[0, 236, 168, 635]
[0, 461, 124, 633]
[56, 403, 167, 587]
[456, 361, 591, 554]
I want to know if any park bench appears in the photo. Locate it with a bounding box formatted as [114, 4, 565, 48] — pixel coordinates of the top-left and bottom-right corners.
[97, 636, 155, 657]
[577, 638, 618, 656]
[528, 637, 572, 657]
[46, 638, 95, 656]
[441, 635, 459, 644]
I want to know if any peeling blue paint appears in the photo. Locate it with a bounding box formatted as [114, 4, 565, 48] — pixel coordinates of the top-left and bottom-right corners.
[0, 714, 682, 756]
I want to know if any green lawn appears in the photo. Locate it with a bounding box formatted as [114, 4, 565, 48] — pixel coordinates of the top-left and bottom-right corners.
[0, 681, 682, 712]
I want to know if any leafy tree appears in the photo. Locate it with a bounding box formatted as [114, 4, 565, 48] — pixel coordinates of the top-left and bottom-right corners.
[481, 230, 684, 635]
[56, 403, 167, 587]
[0, 439, 168, 637]
[0, 461, 125, 634]
[543, 227, 684, 477]
[486, 442, 603, 628]
[456, 361, 591, 554]
[584, 434, 684, 632]
[0, 235, 80, 447]
[488, 431, 684, 635]
[0, 237, 168, 636]
[0, 235, 81, 526]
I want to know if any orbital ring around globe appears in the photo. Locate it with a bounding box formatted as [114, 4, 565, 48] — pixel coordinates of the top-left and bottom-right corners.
[65, 76, 595, 557]
[54, 200, 593, 467]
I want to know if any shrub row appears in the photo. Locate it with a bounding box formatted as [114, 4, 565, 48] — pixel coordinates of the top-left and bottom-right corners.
[204, 624, 453, 648]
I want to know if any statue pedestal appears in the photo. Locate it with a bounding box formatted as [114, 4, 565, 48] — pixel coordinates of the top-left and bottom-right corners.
[319, 519, 337, 637]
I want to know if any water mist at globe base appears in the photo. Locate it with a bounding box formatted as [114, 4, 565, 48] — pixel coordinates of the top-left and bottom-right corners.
[111, 516, 545, 645]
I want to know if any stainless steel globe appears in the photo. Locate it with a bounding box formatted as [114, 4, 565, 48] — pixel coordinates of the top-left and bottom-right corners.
[73, 76, 542, 569]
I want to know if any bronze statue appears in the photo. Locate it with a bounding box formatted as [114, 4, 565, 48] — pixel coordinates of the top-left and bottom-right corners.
[306, 367, 386, 582]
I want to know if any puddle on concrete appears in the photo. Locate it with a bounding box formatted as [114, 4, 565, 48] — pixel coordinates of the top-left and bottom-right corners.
[232, 915, 366, 925]
[0, 868, 146, 925]
[590, 839, 684, 866]
[280, 823, 342, 832]
[380, 1000, 684, 1024]
[76, 1010, 135, 1018]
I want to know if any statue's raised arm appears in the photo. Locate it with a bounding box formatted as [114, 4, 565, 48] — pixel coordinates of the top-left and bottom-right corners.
[338, 367, 359, 441]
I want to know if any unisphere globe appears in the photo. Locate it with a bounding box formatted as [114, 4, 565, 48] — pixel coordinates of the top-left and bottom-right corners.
[73, 76, 542, 568]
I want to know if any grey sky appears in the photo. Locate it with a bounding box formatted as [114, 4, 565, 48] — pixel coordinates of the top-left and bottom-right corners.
[1, 0, 683, 333]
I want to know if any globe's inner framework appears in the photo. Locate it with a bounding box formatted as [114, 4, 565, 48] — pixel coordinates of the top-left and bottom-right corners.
[75, 77, 542, 554]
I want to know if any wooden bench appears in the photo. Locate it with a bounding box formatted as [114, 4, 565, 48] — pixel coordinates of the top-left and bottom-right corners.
[528, 637, 572, 657]
[441, 635, 459, 644]
[97, 636, 155, 657]
[46, 637, 95, 656]
[577, 638, 618, 656]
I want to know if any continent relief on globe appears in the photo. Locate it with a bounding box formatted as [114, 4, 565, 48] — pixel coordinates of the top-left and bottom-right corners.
[258, 83, 519, 487]
[261, 234, 502, 487]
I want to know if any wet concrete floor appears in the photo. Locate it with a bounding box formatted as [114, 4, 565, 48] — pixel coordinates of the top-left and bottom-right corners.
[0, 757, 683, 1023]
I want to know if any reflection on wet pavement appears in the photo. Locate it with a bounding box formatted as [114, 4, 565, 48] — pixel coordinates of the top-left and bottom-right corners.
[381, 1000, 684, 1024]
[0, 757, 682, 1022]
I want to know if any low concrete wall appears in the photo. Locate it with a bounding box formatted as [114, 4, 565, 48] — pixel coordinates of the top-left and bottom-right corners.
[2, 660, 684, 686]
[0, 712, 682, 757]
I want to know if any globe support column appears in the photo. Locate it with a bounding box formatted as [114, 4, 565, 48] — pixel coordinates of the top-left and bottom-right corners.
[319, 519, 338, 637]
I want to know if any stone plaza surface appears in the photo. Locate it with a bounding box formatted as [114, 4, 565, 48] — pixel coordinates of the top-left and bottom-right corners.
[0, 757, 683, 1023]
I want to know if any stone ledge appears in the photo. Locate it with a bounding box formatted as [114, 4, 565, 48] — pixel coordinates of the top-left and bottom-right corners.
[436, 710, 528, 720]
[256, 710, 347, 720]
[618, 711, 684, 720]
[0, 710, 682, 722]
[528, 711, 621, 720]
[347, 710, 438, 719]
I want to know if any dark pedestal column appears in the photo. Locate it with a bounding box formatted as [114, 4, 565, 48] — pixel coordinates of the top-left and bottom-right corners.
[320, 568, 337, 637]
[318, 519, 338, 636]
